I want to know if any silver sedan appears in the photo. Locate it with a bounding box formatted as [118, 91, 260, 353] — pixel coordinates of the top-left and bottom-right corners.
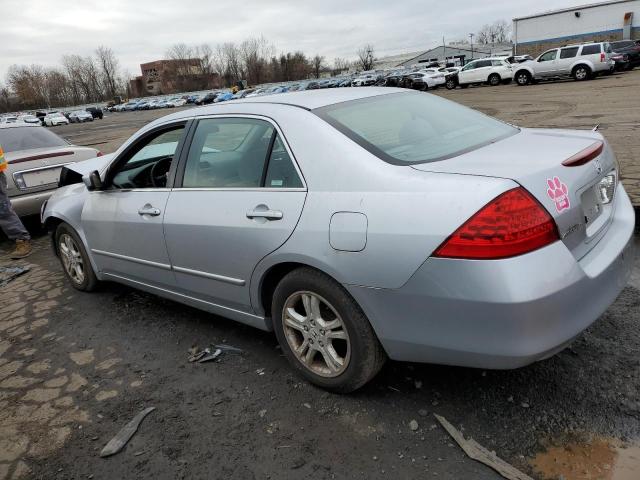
[42, 88, 636, 392]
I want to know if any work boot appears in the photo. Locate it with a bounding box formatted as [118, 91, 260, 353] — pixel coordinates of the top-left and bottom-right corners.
[10, 239, 32, 259]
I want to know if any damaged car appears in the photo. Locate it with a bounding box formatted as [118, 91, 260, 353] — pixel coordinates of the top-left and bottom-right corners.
[43, 88, 636, 392]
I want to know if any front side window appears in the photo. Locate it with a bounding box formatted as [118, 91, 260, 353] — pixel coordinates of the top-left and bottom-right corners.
[538, 50, 558, 62]
[580, 44, 601, 55]
[315, 92, 517, 165]
[462, 62, 477, 71]
[560, 47, 579, 59]
[182, 118, 302, 189]
[475, 60, 492, 68]
[111, 126, 184, 189]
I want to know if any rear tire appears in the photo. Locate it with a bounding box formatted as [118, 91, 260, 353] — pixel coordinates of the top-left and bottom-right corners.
[272, 267, 386, 393]
[55, 223, 98, 292]
[488, 73, 501, 86]
[573, 65, 591, 81]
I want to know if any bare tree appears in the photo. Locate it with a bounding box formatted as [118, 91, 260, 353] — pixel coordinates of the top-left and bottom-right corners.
[356, 44, 375, 71]
[477, 20, 511, 44]
[311, 55, 325, 78]
[240, 37, 273, 85]
[332, 57, 350, 74]
[96, 46, 120, 98]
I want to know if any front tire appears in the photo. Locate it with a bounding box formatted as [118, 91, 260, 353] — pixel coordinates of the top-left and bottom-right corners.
[515, 70, 531, 86]
[55, 223, 98, 291]
[445, 78, 457, 89]
[272, 268, 386, 393]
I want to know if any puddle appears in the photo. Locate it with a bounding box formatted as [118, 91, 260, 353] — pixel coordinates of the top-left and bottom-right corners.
[530, 438, 640, 480]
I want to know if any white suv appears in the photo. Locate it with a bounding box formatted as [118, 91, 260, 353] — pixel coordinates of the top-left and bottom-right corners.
[513, 42, 615, 85]
[456, 57, 514, 88]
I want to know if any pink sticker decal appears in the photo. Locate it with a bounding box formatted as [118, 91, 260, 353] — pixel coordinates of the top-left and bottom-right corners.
[546, 176, 570, 213]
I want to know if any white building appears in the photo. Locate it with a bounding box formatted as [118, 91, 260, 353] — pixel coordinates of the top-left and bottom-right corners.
[513, 0, 639, 56]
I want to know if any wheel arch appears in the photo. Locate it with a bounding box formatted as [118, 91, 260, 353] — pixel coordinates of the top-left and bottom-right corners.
[251, 256, 346, 319]
[572, 62, 592, 74]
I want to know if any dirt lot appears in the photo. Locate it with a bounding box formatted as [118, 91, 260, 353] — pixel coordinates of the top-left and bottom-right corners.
[1, 74, 640, 480]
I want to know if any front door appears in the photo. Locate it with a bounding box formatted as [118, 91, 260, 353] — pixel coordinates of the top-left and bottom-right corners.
[536, 49, 560, 77]
[163, 117, 306, 313]
[82, 123, 187, 288]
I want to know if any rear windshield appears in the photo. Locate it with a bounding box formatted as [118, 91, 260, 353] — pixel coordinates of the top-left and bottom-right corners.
[314, 92, 517, 165]
[0, 126, 68, 153]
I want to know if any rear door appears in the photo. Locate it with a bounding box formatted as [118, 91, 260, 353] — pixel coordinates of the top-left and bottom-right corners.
[471, 60, 492, 82]
[558, 46, 580, 73]
[163, 116, 306, 313]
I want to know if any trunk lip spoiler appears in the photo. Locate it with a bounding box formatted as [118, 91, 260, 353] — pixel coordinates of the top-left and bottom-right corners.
[8, 150, 75, 165]
[562, 141, 604, 167]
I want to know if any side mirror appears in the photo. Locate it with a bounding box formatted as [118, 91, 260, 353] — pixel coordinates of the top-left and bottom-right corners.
[83, 170, 103, 191]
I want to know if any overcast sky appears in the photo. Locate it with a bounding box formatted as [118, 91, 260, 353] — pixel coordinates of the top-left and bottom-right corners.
[1, 0, 582, 80]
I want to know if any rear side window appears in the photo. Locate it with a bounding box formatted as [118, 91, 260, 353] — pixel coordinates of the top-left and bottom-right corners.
[0, 127, 68, 153]
[475, 60, 492, 68]
[581, 44, 601, 55]
[182, 118, 302, 189]
[560, 47, 579, 59]
[491, 60, 505, 66]
[314, 92, 517, 165]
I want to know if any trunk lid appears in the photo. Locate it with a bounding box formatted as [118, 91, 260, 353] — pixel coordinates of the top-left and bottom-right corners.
[411, 128, 618, 260]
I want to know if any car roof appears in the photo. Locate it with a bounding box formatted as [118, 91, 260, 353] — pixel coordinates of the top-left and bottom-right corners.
[227, 87, 398, 110]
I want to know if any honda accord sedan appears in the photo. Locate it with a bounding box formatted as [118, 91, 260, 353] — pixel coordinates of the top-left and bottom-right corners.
[1, 123, 101, 216]
[42, 88, 636, 392]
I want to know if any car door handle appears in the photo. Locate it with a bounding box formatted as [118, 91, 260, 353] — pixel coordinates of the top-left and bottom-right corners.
[246, 208, 283, 220]
[138, 205, 161, 216]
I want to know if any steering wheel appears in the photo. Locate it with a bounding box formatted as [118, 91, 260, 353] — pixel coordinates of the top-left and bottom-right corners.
[150, 156, 172, 188]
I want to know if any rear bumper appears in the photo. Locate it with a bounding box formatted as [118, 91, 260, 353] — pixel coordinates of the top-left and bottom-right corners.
[10, 190, 55, 216]
[347, 186, 636, 369]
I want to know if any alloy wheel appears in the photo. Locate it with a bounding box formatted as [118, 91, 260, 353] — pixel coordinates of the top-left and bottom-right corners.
[282, 291, 351, 377]
[59, 233, 85, 285]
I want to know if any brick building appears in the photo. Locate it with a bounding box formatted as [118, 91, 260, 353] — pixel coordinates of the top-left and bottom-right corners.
[129, 59, 220, 97]
[514, 0, 639, 57]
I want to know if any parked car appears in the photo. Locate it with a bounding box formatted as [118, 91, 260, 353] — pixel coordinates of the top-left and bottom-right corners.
[214, 92, 235, 103]
[403, 70, 445, 90]
[167, 97, 187, 107]
[43, 112, 70, 126]
[85, 107, 104, 119]
[513, 42, 615, 85]
[17, 114, 41, 124]
[42, 88, 635, 392]
[69, 110, 94, 123]
[196, 92, 218, 105]
[439, 67, 462, 90]
[1, 115, 19, 123]
[123, 101, 139, 111]
[609, 40, 640, 71]
[457, 57, 514, 88]
[1, 123, 100, 216]
[351, 74, 378, 86]
[232, 89, 255, 99]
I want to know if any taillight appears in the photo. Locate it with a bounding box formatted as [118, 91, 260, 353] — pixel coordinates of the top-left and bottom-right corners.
[433, 187, 559, 260]
[600, 53, 606, 62]
[562, 141, 603, 166]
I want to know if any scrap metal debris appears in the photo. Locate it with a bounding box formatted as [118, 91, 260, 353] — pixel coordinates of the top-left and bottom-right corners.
[188, 344, 243, 363]
[0, 265, 30, 287]
[100, 407, 156, 458]
[434, 414, 534, 480]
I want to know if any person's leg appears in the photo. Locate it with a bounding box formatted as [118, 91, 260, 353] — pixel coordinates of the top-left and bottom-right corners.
[0, 172, 32, 258]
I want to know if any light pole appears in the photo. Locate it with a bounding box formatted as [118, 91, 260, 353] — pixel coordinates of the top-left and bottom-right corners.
[469, 33, 475, 60]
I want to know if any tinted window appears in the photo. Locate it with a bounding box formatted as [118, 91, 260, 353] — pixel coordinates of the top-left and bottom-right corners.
[0, 126, 68, 153]
[538, 50, 558, 62]
[611, 41, 633, 49]
[183, 118, 280, 188]
[315, 92, 517, 165]
[560, 47, 579, 59]
[475, 60, 492, 68]
[581, 44, 601, 55]
[111, 126, 184, 189]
